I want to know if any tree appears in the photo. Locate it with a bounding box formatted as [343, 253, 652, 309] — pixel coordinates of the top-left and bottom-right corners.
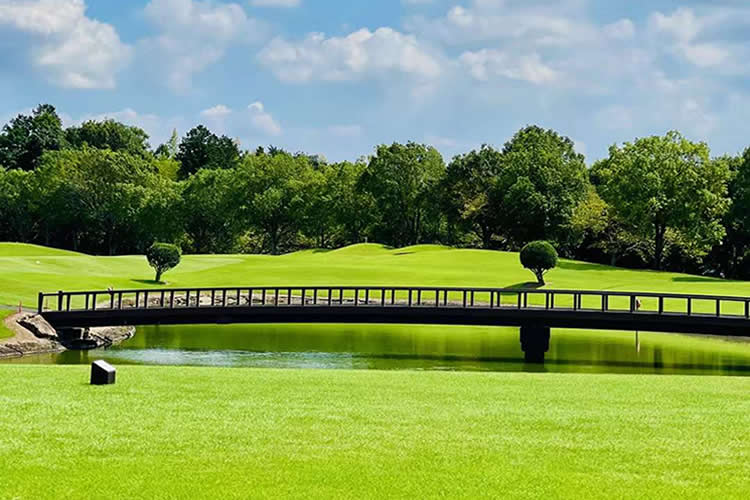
[520, 241, 558, 285]
[443, 145, 504, 248]
[328, 161, 373, 246]
[0, 168, 37, 242]
[236, 153, 316, 254]
[497, 126, 588, 250]
[176, 125, 240, 178]
[707, 152, 750, 279]
[570, 188, 646, 266]
[0, 104, 66, 170]
[358, 142, 446, 247]
[155, 129, 180, 159]
[182, 168, 243, 253]
[595, 131, 731, 270]
[65, 119, 151, 158]
[146, 243, 182, 283]
[36, 148, 161, 254]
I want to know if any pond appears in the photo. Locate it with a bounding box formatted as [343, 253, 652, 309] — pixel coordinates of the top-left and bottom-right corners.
[5, 324, 750, 375]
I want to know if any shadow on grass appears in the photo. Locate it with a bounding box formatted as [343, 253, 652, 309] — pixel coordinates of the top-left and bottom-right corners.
[557, 261, 609, 271]
[131, 279, 163, 286]
[505, 281, 545, 290]
[672, 276, 726, 283]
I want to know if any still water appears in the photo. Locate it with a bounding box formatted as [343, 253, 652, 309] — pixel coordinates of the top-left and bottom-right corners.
[6, 324, 750, 375]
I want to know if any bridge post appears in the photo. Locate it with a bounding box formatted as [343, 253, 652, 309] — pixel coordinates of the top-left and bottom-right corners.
[519, 325, 551, 364]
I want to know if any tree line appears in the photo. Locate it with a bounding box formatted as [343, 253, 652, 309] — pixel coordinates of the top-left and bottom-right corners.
[1, 104, 749, 279]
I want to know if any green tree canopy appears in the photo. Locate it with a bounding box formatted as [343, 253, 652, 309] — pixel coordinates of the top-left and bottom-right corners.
[0, 168, 37, 242]
[181, 168, 243, 253]
[520, 240, 558, 285]
[594, 131, 731, 269]
[176, 125, 241, 178]
[443, 145, 504, 248]
[358, 142, 446, 247]
[65, 119, 151, 158]
[236, 152, 317, 254]
[708, 151, 750, 278]
[497, 126, 588, 250]
[0, 104, 66, 171]
[146, 243, 182, 283]
[35, 148, 163, 254]
[155, 129, 180, 159]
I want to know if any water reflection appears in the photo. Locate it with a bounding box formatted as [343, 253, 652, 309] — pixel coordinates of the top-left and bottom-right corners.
[5, 324, 750, 375]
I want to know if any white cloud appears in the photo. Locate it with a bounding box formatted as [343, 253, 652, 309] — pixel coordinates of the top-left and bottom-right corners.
[200, 104, 232, 119]
[649, 8, 702, 43]
[141, 0, 268, 91]
[250, 0, 300, 6]
[460, 50, 560, 85]
[258, 27, 442, 83]
[406, 0, 593, 46]
[603, 19, 635, 40]
[248, 102, 282, 136]
[648, 7, 739, 69]
[0, 0, 131, 89]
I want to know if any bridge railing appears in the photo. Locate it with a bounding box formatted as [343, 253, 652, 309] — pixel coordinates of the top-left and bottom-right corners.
[38, 286, 750, 319]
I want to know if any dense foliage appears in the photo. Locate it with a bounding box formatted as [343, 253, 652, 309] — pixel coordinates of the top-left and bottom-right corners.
[520, 241, 558, 285]
[146, 243, 182, 283]
[0, 104, 747, 277]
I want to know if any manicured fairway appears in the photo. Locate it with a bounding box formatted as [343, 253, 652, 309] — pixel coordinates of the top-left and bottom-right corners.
[2, 243, 749, 309]
[0, 365, 747, 499]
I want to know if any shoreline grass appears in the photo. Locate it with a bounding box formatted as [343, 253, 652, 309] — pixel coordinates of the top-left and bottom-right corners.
[0, 365, 747, 499]
[0, 310, 14, 340]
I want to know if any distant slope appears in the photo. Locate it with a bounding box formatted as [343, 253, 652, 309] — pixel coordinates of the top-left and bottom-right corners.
[0, 243, 85, 257]
[0, 241, 748, 307]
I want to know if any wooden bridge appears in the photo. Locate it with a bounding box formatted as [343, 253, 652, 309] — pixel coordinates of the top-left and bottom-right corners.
[38, 286, 750, 362]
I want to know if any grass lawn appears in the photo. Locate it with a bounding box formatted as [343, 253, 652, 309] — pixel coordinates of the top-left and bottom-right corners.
[1, 243, 748, 498]
[0, 365, 747, 499]
[0, 310, 14, 340]
[1, 242, 749, 310]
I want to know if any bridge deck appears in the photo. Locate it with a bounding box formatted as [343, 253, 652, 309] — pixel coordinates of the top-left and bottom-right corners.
[38, 286, 750, 337]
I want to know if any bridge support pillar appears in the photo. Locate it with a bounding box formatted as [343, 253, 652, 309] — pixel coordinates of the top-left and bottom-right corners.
[519, 325, 550, 364]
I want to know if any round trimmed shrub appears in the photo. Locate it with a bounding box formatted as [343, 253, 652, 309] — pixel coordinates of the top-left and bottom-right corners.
[146, 243, 182, 283]
[520, 241, 558, 285]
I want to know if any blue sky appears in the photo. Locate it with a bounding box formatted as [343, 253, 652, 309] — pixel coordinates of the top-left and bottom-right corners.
[1, 0, 749, 163]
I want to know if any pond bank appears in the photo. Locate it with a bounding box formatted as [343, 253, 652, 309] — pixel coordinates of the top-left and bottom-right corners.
[0, 312, 134, 359]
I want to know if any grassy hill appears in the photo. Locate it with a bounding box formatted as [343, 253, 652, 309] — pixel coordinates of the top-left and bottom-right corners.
[1, 242, 748, 308]
[0, 242, 84, 257]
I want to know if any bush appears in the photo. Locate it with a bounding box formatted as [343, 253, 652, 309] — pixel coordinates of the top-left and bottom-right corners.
[146, 243, 182, 283]
[520, 241, 558, 285]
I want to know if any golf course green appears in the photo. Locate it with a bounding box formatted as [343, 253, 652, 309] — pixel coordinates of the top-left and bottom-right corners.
[1, 242, 749, 498]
